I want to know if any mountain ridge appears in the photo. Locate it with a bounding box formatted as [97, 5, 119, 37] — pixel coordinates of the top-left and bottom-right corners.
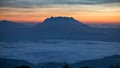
[0, 55, 120, 68]
[0, 20, 27, 28]
[0, 20, 27, 32]
[0, 17, 120, 42]
[36, 16, 90, 29]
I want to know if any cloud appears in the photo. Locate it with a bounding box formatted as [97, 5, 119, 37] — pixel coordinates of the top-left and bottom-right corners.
[0, 8, 37, 14]
[92, 0, 120, 3]
[0, 0, 120, 8]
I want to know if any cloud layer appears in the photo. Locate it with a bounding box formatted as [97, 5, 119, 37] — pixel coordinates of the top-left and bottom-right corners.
[0, 0, 120, 8]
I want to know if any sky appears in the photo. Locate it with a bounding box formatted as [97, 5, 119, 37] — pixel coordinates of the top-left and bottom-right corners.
[0, 0, 120, 24]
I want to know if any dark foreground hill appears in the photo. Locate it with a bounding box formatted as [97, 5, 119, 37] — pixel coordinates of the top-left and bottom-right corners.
[0, 58, 36, 68]
[0, 17, 120, 42]
[0, 55, 120, 68]
[72, 55, 120, 68]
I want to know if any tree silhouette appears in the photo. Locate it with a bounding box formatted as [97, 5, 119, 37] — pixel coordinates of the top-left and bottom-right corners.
[63, 64, 69, 68]
[46, 66, 49, 68]
[91, 67, 94, 68]
[110, 65, 119, 68]
[42, 66, 45, 68]
[15, 65, 30, 68]
[84, 66, 89, 68]
[79, 66, 94, 68]
[80, 67, 82, 68]
[116, 65, 119, 68]
[110, 65, 113, 68]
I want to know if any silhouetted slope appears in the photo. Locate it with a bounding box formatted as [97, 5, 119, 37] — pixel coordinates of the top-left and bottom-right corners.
[1, 55, 119, 68]
[0, 17, 120, 42]
[0, 20, 27, 32]
[31, 17, 94, 40]
[30, 17, 120, 41]
[0, 20, 29, 42]
[38, 62, 68, 68]
[0, 58, 36, 68]
[36, 17, 90, 30]
[72, 55, 120, 68]
[35, 17, 91, 34]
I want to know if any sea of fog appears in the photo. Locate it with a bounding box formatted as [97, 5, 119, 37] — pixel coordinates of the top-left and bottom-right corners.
[0, 40, 120, 64]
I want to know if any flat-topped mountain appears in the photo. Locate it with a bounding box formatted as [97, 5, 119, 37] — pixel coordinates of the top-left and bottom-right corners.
[0, 17, 120, 42]
[35, 17, 90, 31]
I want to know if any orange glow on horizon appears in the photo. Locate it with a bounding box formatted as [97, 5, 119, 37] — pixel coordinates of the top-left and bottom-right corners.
[0, 15, 120, 24]
[0, 5, 120, 24]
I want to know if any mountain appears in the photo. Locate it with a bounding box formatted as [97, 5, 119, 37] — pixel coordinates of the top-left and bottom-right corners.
[88, 24, 120, 28]
[0, 20, 26, 28]
[38, 62, 68, 68]
[0, 20, 29, 42]
[0, 17, 120, 42]
[0, 20, 27, 32]
[72, 55, 120, 68]
[0, 58, 36, 68]
[34, 17, 90, 33]
[0, 55, 120, 68]
[36, 17, 90, 29]
[30, 16, 94, 40]
[31, 17, 120, 41]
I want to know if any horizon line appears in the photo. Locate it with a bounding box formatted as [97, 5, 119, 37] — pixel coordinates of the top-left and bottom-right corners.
[0, 16, 120, 24]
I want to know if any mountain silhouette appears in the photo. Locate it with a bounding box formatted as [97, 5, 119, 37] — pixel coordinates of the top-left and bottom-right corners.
[31, 16, 93, 40]
[0, 58, 36, 68]
[0, 20, 27, 32]
[37, 17, 90, 28]
[72, 55, 120, 68]
[0, 55, 120, 68]
[0, 20, 26, 28]
[0, 17, 120, 42]
[0, 20, 28, 41]
[34, 16, 90, 32]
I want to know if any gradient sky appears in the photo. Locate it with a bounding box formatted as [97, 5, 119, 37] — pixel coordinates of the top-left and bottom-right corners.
[0, 0, 120, 24]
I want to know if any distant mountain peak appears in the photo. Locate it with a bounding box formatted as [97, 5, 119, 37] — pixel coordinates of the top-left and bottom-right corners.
[0, 20, 8, 22]
[0, 20, 27, 29]
[37, 16, 90, 28]
[0, 20, 12, 23]
[43, 16, 77, 24]
[35, 16, 90, 32]
[0, 20, 17, 25]
[47, 16, 74, 19]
